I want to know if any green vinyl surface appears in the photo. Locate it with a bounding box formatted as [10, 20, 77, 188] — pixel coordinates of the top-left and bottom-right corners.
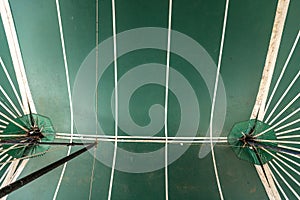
[0, 0, 299, 199]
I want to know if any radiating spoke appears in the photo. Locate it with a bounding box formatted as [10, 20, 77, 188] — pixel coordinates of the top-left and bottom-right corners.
[275, 118, 300, 132]
[264, 31, 300, 121]
[0, 119, 8, 125]
[269, 161, 300, 199]
[0, 101, 17, 119]
[0, 58, 23, 112]
[0, 86, 22, 117]
[255, 108, 300, 138]
[0, 162, 12, 184]
[276, 127, 300, 136]
[262, 148, 300, 177]
[265, 70, 300, 124]
[269, 168, 289, 200]
[269, 93, 300, 125]
[277, 133, 300, 139]
[0, 112, 28, 132]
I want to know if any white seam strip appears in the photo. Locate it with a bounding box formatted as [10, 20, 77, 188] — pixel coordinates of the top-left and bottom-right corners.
[56, 136, 228, 144]
[56, 133, 227, 140]
[248, 4, 292, 194]
[164, 0, 172, 199]
[209, 0, 229, 199]
[89, 0, 99, 199]
[251, 0, 290, 121]
[89, 146, 97, 200]
[264, 30, 300, 121]
[108, 0, 118, 198]
[53, 0, 74, 199]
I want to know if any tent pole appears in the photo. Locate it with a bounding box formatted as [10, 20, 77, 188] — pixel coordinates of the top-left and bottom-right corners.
[0, 142, 97, 198]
